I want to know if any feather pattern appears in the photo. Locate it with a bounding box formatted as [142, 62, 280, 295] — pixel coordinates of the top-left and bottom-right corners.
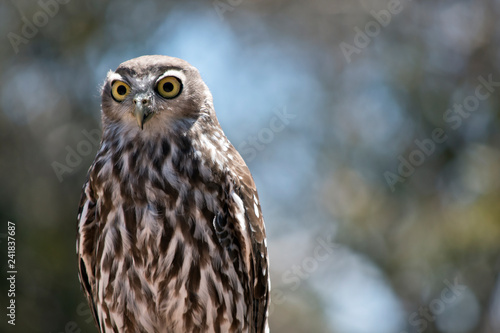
[76, 55, 269, 333]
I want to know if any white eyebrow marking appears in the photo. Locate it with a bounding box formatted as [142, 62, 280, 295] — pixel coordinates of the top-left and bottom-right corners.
[108, 72, 125, 82]
[156, 69, 187, 85]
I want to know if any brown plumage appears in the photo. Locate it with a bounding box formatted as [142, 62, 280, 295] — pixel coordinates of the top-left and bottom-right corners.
[76, 55, 270, 333]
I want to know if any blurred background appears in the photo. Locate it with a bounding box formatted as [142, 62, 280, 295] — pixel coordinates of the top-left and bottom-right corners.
[1, 0, 500, 332]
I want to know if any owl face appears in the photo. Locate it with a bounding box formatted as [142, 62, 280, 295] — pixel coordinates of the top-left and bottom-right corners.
[101, 55, 213, 134]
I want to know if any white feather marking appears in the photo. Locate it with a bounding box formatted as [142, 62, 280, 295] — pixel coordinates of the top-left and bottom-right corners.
[231, 192, 246, 232]
[254, 202, 260, 218]
[231, 191, 254, 290]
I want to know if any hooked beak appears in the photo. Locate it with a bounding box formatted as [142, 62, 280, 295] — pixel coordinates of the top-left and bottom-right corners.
[133, 93, 153, 130]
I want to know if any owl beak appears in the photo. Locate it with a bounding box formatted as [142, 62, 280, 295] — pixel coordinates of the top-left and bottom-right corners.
[133, 94, 153, 130]
[134, 105, 146, 130]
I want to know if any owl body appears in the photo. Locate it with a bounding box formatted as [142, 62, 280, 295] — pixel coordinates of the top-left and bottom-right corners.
[77, 56, 269, 333]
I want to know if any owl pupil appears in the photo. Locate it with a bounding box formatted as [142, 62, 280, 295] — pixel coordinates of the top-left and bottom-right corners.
[163, 82, 174, 92]
[117, 85, 127, 95]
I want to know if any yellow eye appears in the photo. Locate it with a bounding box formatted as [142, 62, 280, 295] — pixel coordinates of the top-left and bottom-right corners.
[111, 81, 131, 102]
[156, 76, 182, 99]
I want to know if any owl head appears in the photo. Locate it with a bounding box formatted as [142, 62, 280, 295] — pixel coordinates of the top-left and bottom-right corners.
[101, 55, 214, 135]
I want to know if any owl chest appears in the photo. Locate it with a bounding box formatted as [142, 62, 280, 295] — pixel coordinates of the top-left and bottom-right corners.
[94, 154, 249, 330]
[96, 193, 248, 330]
[96, 203, 248, 332]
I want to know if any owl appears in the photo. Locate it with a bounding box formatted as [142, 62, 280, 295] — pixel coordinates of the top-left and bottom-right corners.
[76, 55, 270, 333]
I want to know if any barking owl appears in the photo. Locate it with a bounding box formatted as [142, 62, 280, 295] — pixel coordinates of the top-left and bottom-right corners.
[76, 55, 270, 333]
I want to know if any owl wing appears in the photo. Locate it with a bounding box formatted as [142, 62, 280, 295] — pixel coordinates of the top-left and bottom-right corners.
[76, 176, 101, 330]
[219, 151, 270, 332]
[236, 184, 270, 332]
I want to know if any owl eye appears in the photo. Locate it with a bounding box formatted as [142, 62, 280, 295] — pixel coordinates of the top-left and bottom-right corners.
[156, 76, 182, 99]
[111, 81, 131, 102]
